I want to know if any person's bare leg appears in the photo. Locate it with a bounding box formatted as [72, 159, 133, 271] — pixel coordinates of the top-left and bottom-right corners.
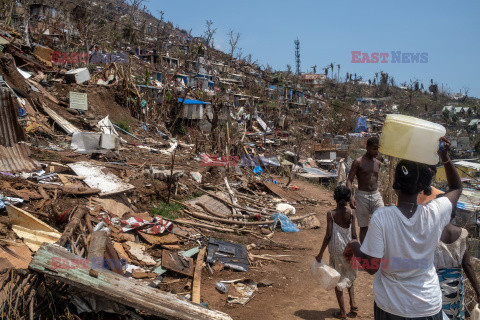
[360, 227, 368, 244]
[348, 285, 357, 311]
[334, 288, 346, 317]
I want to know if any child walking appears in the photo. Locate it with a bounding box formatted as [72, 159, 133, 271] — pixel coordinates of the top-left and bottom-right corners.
[316, 186, 358, 319]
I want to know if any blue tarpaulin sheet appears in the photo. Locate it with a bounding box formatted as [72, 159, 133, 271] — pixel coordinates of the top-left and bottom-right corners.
[178, 98, 210, 105]
[355, 116, 368, 133]
[271, 213, 299, 233]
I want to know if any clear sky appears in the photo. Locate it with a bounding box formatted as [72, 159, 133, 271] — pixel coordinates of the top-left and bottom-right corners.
[147, 0, 479, 98]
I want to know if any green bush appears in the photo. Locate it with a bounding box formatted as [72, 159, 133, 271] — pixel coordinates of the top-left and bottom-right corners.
[116, 121, 131, 133]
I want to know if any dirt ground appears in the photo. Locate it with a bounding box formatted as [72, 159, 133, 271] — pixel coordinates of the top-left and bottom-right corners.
[197, 178, 376, 320]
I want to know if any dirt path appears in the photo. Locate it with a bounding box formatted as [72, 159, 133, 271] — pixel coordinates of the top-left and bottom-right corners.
[199, 178, 376, 320]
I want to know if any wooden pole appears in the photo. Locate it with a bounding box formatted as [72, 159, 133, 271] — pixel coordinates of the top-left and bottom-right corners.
[167, 147, 177, 203]
[57, 207, 87, 247]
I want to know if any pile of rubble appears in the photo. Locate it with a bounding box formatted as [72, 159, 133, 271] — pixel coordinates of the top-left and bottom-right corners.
[0, 59, 322, 319]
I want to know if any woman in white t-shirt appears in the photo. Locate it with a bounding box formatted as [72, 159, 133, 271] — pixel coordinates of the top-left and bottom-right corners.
[344, 137, 462, 320]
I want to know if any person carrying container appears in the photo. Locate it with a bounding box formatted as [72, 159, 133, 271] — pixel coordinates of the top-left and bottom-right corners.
[344, 137, 462, 320]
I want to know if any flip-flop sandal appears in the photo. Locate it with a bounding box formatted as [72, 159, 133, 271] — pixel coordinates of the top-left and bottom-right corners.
[333, 311, 347, 319]
[350, 307, 358, 312]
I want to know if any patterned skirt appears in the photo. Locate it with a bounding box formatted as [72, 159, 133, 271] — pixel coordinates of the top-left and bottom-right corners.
[437, 267, 465, 320]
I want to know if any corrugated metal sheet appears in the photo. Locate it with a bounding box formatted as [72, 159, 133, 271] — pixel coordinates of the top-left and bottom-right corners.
[0, 89, 26, 146]
[0, 142, 40, 173]
[0, 89, 40, 173]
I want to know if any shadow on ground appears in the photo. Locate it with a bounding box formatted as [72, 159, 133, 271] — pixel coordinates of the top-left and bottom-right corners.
[294, 308, 341, 320]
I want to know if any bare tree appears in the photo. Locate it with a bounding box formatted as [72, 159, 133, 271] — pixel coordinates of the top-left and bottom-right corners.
[236, 47, 244, 60]
[228, 29, 241, 58]
[203, 20, 216, 47]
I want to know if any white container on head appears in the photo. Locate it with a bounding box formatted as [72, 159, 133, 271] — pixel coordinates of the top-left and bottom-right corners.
[379, 114, 446, 165]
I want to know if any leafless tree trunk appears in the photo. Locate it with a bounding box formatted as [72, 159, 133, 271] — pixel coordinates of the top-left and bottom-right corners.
[203, 20, 216, 47]
[228, 29, 240, 58]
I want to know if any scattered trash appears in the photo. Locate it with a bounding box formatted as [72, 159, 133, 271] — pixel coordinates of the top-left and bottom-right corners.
[206, 238, 249, 272]
[216, 282, 229, 294]
[190, 171, 202, 183]
[276, 203, 296, 215]
[225, 279, 258, 305]
[310, 260, 340, 291]
[271, 213, 300, 233]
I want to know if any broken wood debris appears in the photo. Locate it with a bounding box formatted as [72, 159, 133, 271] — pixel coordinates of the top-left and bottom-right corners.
[29, 244, 233, 320]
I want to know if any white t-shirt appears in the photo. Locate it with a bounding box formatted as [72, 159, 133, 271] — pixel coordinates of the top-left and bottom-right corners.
[360, 197, 452, 318]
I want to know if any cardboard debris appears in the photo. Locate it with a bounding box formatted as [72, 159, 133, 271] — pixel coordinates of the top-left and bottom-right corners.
[93, 197, 132, 217]
[0, 242, 32, 269]
[138, 232, 179, 246]
[124, 241, 156, 266]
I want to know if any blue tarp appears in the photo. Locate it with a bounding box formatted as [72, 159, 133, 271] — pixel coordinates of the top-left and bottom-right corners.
[271, 213, 299, 232]
[178, 98, 210, 105]
[355, 116, 368, 133]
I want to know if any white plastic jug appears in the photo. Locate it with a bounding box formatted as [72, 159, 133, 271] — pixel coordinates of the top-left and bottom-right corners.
[310, 260, 340, 291]
[379, 114, 446, 165]
[472, 303, 480, 320]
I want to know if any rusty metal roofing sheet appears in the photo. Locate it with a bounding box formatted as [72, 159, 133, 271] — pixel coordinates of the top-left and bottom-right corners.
[0, 89, 26, 147]
[0, 142, 41, 173]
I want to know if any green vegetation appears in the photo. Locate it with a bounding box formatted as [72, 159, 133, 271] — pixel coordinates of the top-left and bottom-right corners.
[151, 201, 183, 220]
[116, 120, 131, 133]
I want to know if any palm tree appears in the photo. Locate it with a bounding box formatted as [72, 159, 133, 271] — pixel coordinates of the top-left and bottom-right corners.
[337, 64, 340, 82]
[329, 63, 334, 80]
[324, 67, 329, 79]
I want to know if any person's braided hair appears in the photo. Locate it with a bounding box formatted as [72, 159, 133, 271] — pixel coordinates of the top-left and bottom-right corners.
[334, 185, 351, 206]
[393, 160, 436, 196]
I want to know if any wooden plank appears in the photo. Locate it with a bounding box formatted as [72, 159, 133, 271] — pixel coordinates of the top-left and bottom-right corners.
[40, 104, 79, 135]
[29, 244, 232, 320]
[104, 237, 123, 275]
[87, 231, 107, 262]
[7, 205, 61, 251]
[191, 247, 206, 304]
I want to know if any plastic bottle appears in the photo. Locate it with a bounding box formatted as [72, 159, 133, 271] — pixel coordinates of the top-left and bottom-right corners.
[379, 114, 446, 165]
